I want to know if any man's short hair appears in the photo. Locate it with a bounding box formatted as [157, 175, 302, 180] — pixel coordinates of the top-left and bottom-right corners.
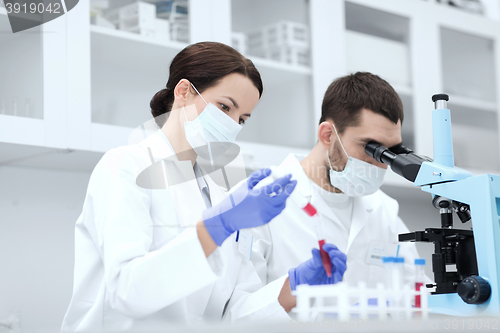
[319, 72, 404, 134]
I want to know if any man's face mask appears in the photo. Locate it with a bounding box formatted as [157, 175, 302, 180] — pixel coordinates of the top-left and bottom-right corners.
[327, 124, 387, 197]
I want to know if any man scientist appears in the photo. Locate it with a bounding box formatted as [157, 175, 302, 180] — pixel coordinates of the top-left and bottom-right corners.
[248, 71, 429, 292]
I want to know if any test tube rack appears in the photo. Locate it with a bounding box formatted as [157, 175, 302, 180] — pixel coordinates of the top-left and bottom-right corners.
[293, 281, 429, 322]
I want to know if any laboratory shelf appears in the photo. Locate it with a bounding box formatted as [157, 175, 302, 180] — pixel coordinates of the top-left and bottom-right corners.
[231, 0, 309, 33]
[345, 0, 418, 30]
[345, 1, 411, 92]
[90, 25, 187, 73]
[91, 25, 185, 129]
[441, 27, 497, 103]
[0, 115, 44, 147]
[452, 123, 499, 172]
[345, 1, 409, 43]
[249, 56, 312, 76]
[0, 10, 43, 121]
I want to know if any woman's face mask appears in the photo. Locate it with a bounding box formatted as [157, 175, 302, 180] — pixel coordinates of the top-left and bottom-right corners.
[183, 83, 242, 163]
[327, 123, 386, 197]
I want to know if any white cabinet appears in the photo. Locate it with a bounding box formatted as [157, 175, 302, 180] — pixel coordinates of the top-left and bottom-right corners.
[344, 1, 415, 157]
[230, 0, 314, 152]
[0, 6, 67, 163]
[1, 0, 500, 185]
[343, 0, 500, 187]
[440, 27, 499, 171]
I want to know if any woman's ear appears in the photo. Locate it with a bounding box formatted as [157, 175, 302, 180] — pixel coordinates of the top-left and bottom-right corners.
[173, 79, 191, 107]
[318, 121, 335, 150]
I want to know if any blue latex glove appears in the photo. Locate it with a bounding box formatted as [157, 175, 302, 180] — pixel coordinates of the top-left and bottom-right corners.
[203, 168, 297, 246]
[288, 243, 347, 290]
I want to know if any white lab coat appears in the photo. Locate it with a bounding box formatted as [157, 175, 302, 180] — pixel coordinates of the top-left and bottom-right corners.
[61, 132, 288, 332]
[248, 154, 430, 290]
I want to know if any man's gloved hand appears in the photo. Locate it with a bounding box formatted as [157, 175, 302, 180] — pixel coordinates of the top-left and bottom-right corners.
[203, 168, 297, 246]
[288, 243, 347, 290]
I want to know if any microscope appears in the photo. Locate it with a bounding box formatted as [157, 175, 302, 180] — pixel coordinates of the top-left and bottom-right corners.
[365, 94, 499, 316]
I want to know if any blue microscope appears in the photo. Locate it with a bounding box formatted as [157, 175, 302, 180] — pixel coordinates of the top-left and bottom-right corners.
[365, 94, 499, 316]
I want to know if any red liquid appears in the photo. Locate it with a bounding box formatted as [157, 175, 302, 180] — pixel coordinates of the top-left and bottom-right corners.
[415, 282, 424, 308]
[318, 239, 332, 277]
[303, 202, 317, 217]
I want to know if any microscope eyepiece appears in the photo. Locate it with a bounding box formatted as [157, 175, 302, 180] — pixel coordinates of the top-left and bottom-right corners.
[432, 94, 449, 102]
[365, 141, 430, 183]
[365, 142, 396, 164]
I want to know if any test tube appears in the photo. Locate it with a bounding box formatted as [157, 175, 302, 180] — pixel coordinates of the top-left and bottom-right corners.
[269, 167, 332, 277]
[414, 258, 426, 308]
[383, 256, 403, 318]
[394, 257, 405, 291]
[312, 214, 332, 278]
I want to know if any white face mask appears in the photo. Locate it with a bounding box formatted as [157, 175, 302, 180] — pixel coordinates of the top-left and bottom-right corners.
[327, 124, 387, 197]
[183, 83, 242, 162]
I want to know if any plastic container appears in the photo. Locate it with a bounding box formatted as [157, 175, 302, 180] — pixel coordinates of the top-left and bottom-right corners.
[104, 1, 156, 32]
[155, 0, 188, 19]
[247, 20, 309, 49]
[247, 20, 310, 66]
[168, 1, 189, 43]
[265, 46, 310, 67]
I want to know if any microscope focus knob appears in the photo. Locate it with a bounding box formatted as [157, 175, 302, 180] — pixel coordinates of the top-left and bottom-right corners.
[457, 276, 491, 304]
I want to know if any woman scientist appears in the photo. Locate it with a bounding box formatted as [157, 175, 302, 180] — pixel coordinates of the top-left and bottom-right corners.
[62, 42, 347, 332]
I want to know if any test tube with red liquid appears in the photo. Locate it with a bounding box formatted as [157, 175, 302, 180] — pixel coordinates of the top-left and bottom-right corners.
[270, 168, 332, 277]
[414, 258, 426, 307]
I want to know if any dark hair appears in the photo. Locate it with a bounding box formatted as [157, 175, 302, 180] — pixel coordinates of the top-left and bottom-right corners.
[319, 72, 403, 134]
[150, 42, 263, 127]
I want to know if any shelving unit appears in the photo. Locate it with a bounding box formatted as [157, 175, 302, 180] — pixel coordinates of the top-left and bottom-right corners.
[0, 0, 499, 183]
[0, 3, 67, 169]
[439, 26, 499, 171]
[0, 9, 43, 144]
[230, 0, 314, 149]
[90, 27, 185, 128]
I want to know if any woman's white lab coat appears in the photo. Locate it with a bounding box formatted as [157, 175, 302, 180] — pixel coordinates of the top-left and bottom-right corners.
[61, 132, 288, 332]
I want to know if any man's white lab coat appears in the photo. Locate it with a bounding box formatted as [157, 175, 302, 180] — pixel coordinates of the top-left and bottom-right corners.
[61, 132, 288, 332]
[249, 154, 428, 289]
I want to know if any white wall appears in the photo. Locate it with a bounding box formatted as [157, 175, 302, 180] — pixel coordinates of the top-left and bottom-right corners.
[0, 166, 90, 332]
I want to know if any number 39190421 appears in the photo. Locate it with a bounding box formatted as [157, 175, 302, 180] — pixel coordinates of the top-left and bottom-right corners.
[5, 2, 62, 14]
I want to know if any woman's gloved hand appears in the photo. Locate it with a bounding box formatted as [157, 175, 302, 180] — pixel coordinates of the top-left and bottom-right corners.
[203, 168, 297, 246]
[288, 243, 347, 290]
